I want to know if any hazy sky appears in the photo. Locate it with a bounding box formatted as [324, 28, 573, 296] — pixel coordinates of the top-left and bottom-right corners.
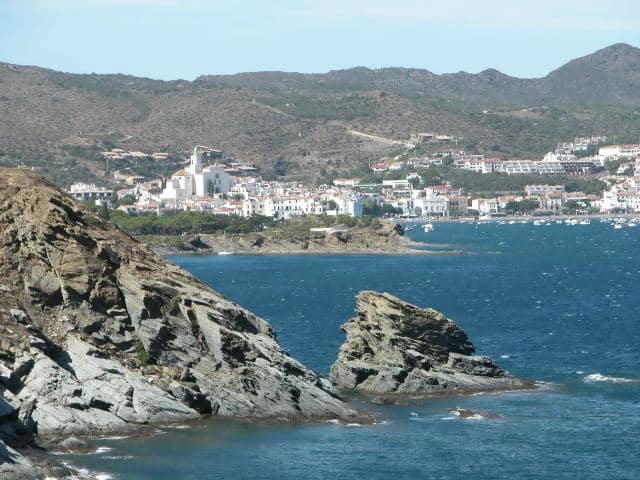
[1, 0, 639, 80]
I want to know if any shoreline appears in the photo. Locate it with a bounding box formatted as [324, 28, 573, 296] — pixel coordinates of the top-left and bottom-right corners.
[143, 225, 459, 257]
[394, 213, 640, 223]
[156, 245, 464, 257]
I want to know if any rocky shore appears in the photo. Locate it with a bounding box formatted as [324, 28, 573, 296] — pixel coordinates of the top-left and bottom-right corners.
[0, 170, 532, 478]
[147, 223, 436, 256]
[0, 170, 367, 478]
[329, 291, 531, 399]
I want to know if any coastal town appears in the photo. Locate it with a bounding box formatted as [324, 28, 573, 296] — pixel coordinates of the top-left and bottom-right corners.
[2, 6, 640, 478]
[66, 134, 640, 223]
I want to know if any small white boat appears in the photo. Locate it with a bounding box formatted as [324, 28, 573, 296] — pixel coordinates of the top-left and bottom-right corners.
[614, 223, 624, 230]
[423, 223, 434, 233]
[218, 251, 234, 255]
[578, 219, 590, 225]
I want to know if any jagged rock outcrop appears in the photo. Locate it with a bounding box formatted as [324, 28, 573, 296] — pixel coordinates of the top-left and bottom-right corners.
[0, 169, 365, 465]
[329, 291, 529, 396]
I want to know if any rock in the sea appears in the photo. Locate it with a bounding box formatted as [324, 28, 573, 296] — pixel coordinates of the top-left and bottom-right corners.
[448, 406, 501, 420]
[0, 169, 365, 454]
[329, 291, 529, 396]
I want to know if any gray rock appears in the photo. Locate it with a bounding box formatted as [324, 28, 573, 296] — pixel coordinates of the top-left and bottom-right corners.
[9, 310, 27, 324]
[0, 439, 38, 480]
[56, 436, 91, 454]
[329, 291, 530, 396]
[0, 170, 367, 443]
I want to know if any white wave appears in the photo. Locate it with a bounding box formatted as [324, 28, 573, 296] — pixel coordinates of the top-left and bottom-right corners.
[60, 461, 115, 480]
[95, 446, 113, 454]
[440, 417, 456, 421]
[103, 455, 135, 460]
[534, 380, 557, 390]
[464, 414, 485, 420]
[583, 373, 635, 383]
[98, 435, 129, 441]
[159, 424, 192, 430]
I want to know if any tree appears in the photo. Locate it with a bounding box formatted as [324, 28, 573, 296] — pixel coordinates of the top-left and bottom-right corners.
[520, 199, 539, 213]
[505, 199, 539, 214]
[336, 214, 357, 227]
[408, 176, 421, 189]
[115, 194, 136, 207]
[363, 200, 382, 216]
[563, 200, 581, 214]
[505, 201, 520, 214]
[324, 200, 338, 211]
[99, 203, 110, 221]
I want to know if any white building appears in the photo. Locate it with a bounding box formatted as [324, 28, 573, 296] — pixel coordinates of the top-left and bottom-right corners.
[333, 178, 362, 187]
[543, 152, 577, 162]
[599, 144, 640, 159]
[160, 147, 234, 202]
[471, 198, 500, 214]
[414, 192, 448, 217]
[68, 183, 113, 201]
[502, 161, 565, 175]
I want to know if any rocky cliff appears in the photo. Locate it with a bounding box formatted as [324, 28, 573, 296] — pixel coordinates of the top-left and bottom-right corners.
[0, 169, 364, 476]
[329, 292, 529, 397]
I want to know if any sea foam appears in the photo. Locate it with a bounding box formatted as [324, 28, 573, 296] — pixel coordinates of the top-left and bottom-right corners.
[583, 373, 635, 383]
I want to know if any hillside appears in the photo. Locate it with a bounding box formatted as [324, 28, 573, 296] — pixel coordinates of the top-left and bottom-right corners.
[1, 43, 640, 185]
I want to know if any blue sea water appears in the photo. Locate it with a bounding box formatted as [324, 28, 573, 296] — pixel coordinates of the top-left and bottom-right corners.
[66, 221, 640, 479]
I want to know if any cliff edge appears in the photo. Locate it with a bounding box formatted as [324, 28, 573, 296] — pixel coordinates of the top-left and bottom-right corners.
[0, 169, 364, 476]
[329, 291, 530, 397]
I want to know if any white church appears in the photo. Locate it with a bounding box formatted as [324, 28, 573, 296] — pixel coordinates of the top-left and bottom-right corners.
[160, 147, 234, 202]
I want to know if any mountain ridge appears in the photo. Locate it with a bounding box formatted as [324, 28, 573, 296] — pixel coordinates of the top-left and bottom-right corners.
[1, 43, 639, 185]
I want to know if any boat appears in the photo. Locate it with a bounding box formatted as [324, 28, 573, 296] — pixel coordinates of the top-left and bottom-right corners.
[422, 223, 434, 233]
[218, 251, 234, 255]
[613, 223, 624, 230]
[578, 219, 590, 225]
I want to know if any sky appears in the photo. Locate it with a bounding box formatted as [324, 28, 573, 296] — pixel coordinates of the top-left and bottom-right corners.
[1, 0, 639, 80]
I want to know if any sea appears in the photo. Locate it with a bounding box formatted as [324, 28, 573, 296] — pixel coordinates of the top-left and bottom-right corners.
[62, 220, 640, 479]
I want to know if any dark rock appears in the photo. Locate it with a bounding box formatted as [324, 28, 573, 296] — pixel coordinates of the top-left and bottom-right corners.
[329, 291, 529, 396]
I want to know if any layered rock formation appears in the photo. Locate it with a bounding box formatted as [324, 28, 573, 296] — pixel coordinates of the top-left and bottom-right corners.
[0, 169, 364, 475]
[330, 292, 529, 396]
